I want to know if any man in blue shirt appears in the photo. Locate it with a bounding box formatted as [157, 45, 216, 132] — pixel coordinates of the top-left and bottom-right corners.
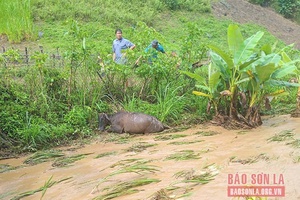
[112, 29, 136, 64]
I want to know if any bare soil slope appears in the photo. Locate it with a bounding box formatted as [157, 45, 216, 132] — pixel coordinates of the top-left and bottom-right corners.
[212, 0, 300, 49]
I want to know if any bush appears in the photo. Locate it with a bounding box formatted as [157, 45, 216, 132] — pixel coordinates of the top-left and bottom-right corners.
[277, 0, 300, 18]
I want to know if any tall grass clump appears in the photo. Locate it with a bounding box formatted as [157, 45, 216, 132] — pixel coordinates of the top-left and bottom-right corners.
[31, 0, 211, 26]
[0, 0, 34, 42]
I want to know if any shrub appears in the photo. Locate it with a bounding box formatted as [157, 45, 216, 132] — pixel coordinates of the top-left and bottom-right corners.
[277, 0, 300, 18]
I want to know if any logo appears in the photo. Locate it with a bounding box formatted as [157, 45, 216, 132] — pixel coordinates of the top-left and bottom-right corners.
[227, 173, 285, 197]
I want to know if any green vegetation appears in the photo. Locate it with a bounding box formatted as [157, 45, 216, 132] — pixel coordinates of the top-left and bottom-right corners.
[0, 0, 34, 42]
[267, 129, 295, 142]
[249, 0, 300, 21]
[0, 0, 299, 152]
[168, 140, 204, 145]
[0, 164, 23, 173]
[174, 168, 217, 184]
[183, 24, 300, 128]
[165, 150, 201, 160]
[267, 129, 300, 149]
[195, 130, 220, 136]
[126, 142, 158, 153]
[11, 176, 72, 200]
[154, 134, 188, 141]
[150, 164, 218, 199]
[52, 153, 92, 167]
[229, 153, 271, 164]
[95, 151, 117, 158]
[93, 159, 160, 199]
[100, 133, 133, 144]
[286, 139, 300, 148]
[24, 150, 65, 165]
[93, 178, 160, 200]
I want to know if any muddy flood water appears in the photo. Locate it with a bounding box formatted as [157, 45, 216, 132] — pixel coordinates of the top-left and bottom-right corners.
[1, 115, 299, 200]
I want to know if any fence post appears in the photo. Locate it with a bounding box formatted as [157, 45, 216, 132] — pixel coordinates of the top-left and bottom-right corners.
[25, 47, 29, 65]
[39, 46, 43, 53]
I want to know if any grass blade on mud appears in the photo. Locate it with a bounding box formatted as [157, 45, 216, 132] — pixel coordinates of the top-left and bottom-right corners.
[11, 176, 72, 200]
[24, 150, 65, 165]
[52, 153, 93, 167]
[165, 150, 201, 161]
[95, 151, 117, 159]
[267, 129, 294, 142]
[125, 142, 158, 153]
[93, 178, 160, 200]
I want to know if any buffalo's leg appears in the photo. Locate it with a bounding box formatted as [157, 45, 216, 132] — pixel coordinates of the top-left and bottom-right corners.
[110, 124, 124, 134]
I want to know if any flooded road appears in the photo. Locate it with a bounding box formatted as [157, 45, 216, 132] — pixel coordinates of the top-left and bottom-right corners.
[1, 115, 299, 200]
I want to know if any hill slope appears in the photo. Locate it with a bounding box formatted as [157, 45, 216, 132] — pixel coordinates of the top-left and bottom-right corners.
[212, 0, 300, 49]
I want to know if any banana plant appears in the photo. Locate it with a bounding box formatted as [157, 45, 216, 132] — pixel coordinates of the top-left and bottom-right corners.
[211, 25, 300, 127]
[186, 24, 300, 128]
[275, 50, 300, 117]
[181, 62, 222, 115]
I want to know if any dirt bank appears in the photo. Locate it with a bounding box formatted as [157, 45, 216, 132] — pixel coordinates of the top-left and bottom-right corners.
[212, 0, 300, 49]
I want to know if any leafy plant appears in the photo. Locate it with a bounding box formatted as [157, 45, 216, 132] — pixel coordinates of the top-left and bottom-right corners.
[183, 24, 300, 128]
[277, 0, 300, 18]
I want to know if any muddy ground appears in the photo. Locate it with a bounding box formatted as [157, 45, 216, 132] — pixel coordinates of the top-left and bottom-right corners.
[212, 0, 300, 49]
[0, 115, 299, 200]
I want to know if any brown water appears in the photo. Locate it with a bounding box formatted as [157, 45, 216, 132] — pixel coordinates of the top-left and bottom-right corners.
[1, 115, 299, 200]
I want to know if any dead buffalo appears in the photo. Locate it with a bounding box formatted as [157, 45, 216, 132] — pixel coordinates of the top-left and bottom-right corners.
[98, 111, 169, 134]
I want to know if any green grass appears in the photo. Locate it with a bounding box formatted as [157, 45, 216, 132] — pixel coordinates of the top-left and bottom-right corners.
[293, 156, 300, 163]
[11, 176, 72, 200]
[95, 151, 117, 158]
[150, 164, 218, 199]
[229, 153, 271, 164]
[286, 139, 300, 148]
[108, 161, 160, 177]
[93, 178, 160, 200]
[168, 140, 204, 145]
[126, 142, 158, 153]
[163, 126, 191, 133]
[100, 133, 133, 144]
[0, 164, 23, 173]
[194, 130, 220, 136]
[24, 150, 65, 165]
[93, 158, 159, 194]
[52, 153, 92, 167]
[165, 150, 201, 161]
[154, 134, 188, 141]
[174, 169, 217, 184]
[0, 0, 34, 42]
[267, 130, 295, 142]
[109, 158, 143, 168]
